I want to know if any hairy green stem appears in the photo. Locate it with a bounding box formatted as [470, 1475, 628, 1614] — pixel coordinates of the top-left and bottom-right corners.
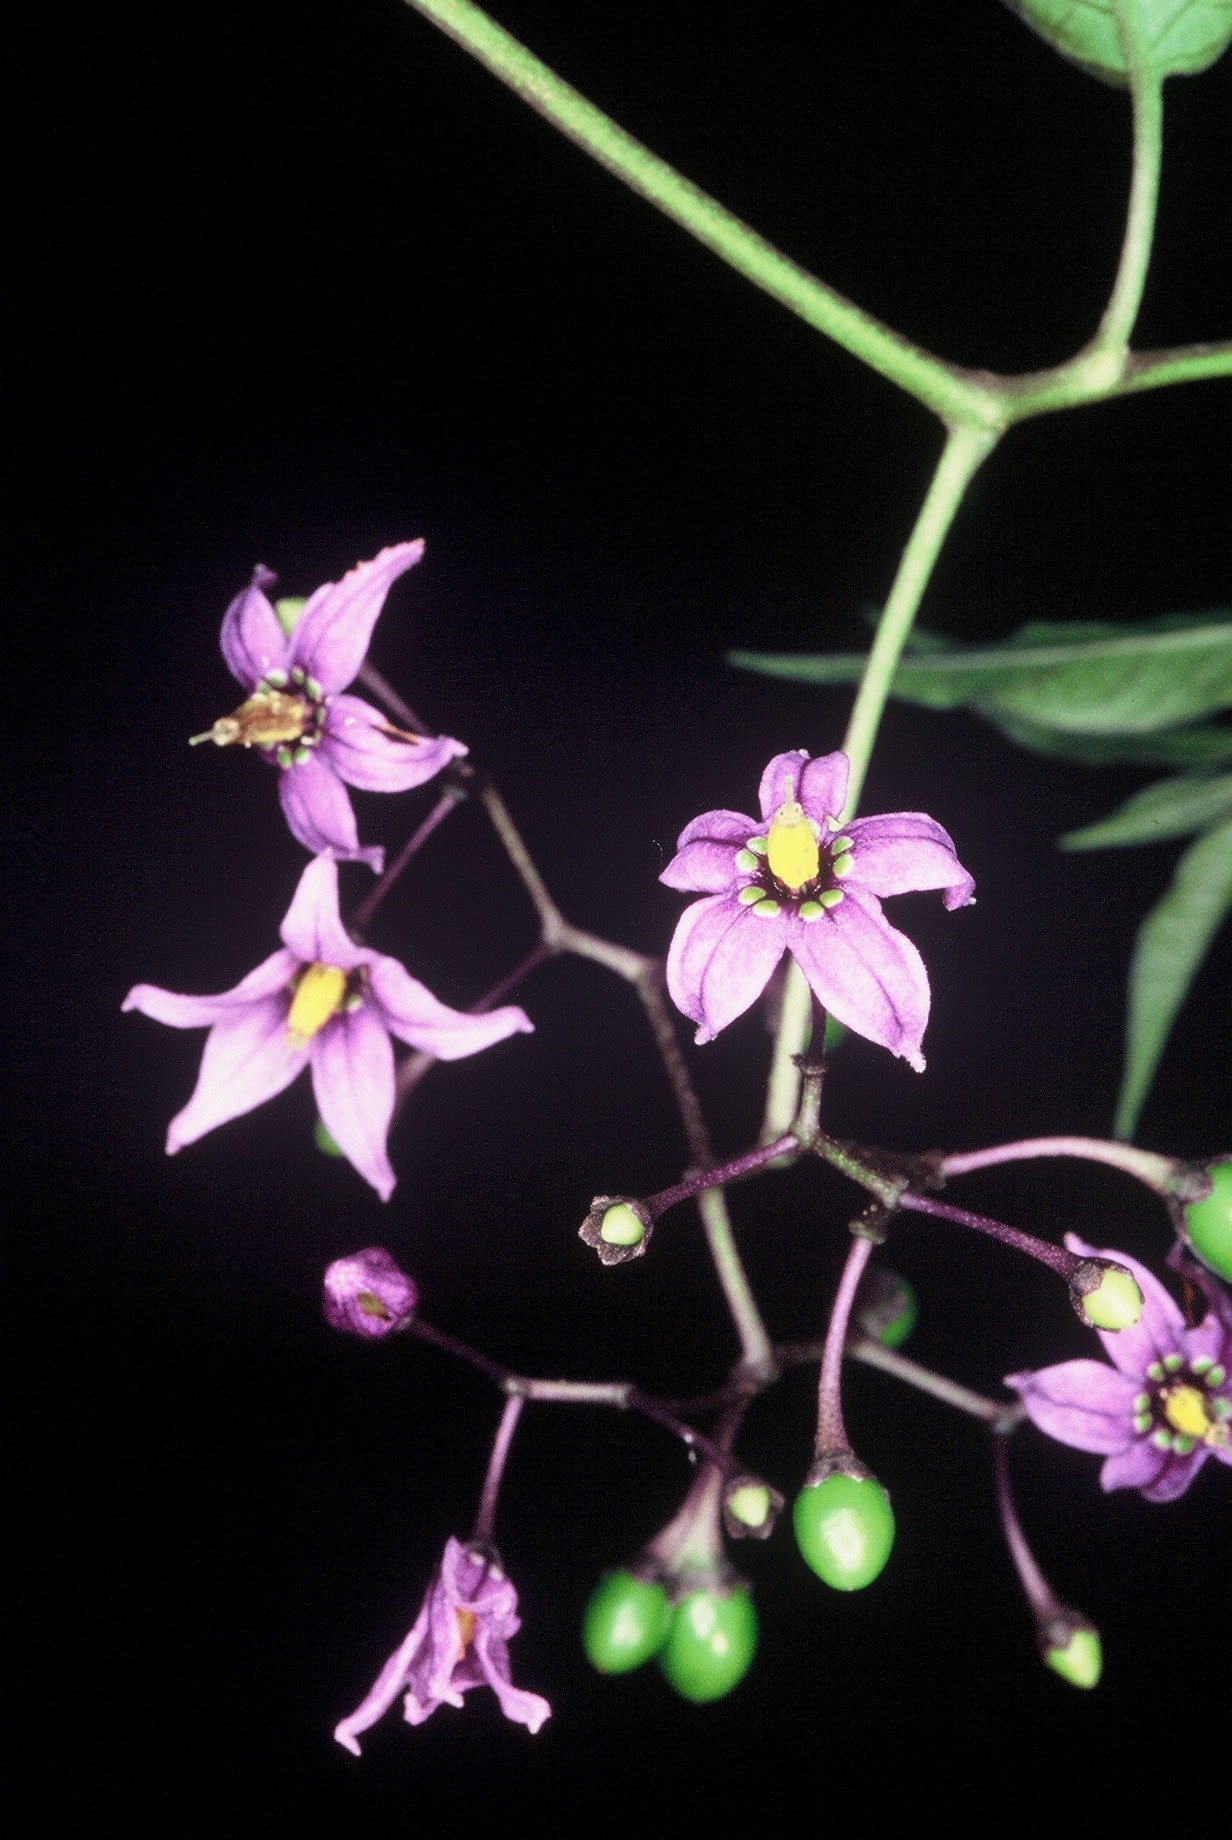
[1091, 1, 1163, 360]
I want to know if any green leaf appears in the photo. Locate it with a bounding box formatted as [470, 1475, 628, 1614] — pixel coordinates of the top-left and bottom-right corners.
[981, 710, 1232, 767]
[1002, 0, 1232, 84]
[1062, 773, 1232, 849]
[1115, 813, 1232, 1138]
[729, 610, 1232, 735]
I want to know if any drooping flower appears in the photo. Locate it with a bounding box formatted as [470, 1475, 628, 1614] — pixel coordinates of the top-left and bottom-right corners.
[123, 855, 532, 1200]
[324, 1247, 418, 1336]
[660, 749, 974, 1068]
[191, 542, 466, 870]
[334, 1538, 551, 1753]
[1008, 1235, 1232, 1502]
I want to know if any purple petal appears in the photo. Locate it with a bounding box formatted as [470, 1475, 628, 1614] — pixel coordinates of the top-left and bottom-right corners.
[311, 1007, 397, 1202]
[1007, 1360, 1138, 1453]
[164, 998, 308, 1152]
[798, 752, 850, 824]
[1138, 1450, 1208, 1502]
[367, 957, 533, 1059]
[758, 750, 807, 821]
[1099, 1441, 1172, 1495]
[323, 1247, 417, 1335]
[123, 948, 297, 1029]
[788, 889, 930, 1070]
[335, 1592, 434, 1756]
[1064, 1235, 1187, 1376]
[279, 856, 369, 970]
[321, 694, 466, 793]
[288, 542, 425, 694]
[278, 753, 384, 871]
[471, 1624, 551, 1734]
[219, 564, 286, 690]
[841, 812, 975, 909]
[665, 895, 788, 1043]
[660, 810, 756, 893]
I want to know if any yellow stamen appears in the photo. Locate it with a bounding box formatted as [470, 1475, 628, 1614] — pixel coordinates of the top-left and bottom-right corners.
[190, 689, 311, 750]
[287, 963, 348, 1046]
[1161, 1383, 1211, 1441]
[456, 1608, 477, 1653]
[766, 778, 821, 892]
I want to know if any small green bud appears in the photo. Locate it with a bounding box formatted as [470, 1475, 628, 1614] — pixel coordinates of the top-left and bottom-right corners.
[722, 1477, 784, 1540]
[1042, 1620, 1102, 1690]
[1183, 1160, 1232, 1281]
[1072, 1260, 1143, 1332]
[578, 1196, 653, 1266]
[314, 1117, 344, 1158]
[582, 1571, 672, 1675]
[600, 1204, 645, 1248]
[274, 595, 307, 636]
[659, 1588, 758, 1703]
[793, 1470, 895, 1591]
[855, 1265, 918, 1349]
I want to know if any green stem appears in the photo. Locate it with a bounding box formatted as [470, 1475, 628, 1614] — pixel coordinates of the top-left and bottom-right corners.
[1090, 1, 1163, 360]
[400, 0, 989, 425]
[762, 422, 996, 1137]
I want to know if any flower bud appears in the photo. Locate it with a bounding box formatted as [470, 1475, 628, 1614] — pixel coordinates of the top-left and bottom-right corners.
[793, 1460, 896, 1591]
[582, 1570, 673, 1674]
[578, 1196, 653, 1266]
[722, 1476, 785, 1541]
[854, 1265, 918, 1348]
[1182, 1159, 1232, 1281]
[1070, 1259, 1143, 1331]
[659, 1587, 758, 1702]
[1040, 1614, 1102, 1690]
[323, 1246, 417, 1336]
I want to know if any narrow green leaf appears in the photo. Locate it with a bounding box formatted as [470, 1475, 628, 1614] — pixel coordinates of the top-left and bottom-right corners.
[729, 610, 1232, 734]
[1115, 814, 1232, 1138]
[983, 711, 1232, 767]
[1062, 774, 1232, 849]
[1002, 0, 1232, 83]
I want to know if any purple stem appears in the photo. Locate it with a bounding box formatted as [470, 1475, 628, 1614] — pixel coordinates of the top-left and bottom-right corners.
[645, 1133, 799, 1219]
[898, 1191, 1080, 1279]
[393, 941, 551, 1108]
[993, 1434, 1063, 1625]
[349, 784, 467, 932]
[814, 1234, 873, 1457]
[471, 1393, 524, 1545]
[942, 1135, 1176, 1194]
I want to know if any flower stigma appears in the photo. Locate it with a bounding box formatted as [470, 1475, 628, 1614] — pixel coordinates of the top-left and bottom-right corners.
[287, 962, 350, 1046]
[766, 779, 821, 891]
[456, 1608, 477, 1652]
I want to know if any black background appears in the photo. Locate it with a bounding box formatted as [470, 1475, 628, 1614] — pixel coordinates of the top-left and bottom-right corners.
[9, 1, 1231, 1828]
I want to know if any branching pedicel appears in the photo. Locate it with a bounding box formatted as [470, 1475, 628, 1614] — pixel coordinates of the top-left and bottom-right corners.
[126, 0, 1231, 1750]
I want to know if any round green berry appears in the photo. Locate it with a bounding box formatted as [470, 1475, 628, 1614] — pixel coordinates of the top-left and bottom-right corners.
[793, 1472, 895, 1591]
[659, 1588, 758, 1702]
[599, 1203, 645, 1249]
[582, 1571, 672, 1675]
[1045, 1625, 1102, 1690]
[1184, 1161, 1232, 1281]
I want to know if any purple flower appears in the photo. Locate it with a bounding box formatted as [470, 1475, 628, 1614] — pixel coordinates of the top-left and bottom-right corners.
[334, 1538, 551, 1753]
[660, 749, 974, 1068]
[324, 1247, 418, 1335]
[192, 542, 466, 870]
[123, 855, 532, 1200]
[1008, 1235, 1232, 1503]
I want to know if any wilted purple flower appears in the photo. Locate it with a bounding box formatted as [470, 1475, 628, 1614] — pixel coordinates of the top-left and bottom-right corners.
[192, 542, 466, 869]
[335, 1537, 551, 1753]
[123, 855, 532, 1200]
[1008, 1235, 1232, 1502]
[660, 749, 974, 1068]
[324, 1247, 417, 1335]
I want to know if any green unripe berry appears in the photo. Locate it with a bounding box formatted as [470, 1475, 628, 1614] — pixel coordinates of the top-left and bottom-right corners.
[582, 1572, 672, 1675]
[599, 1204, 645, 1249]
[1184, 1160, 1232, 1281]
[1076, 1263, 1143, 1332]
[727, 1483, 771, 1530]
[314, 1117, 344, 1158]
[1045, 1625, 1102, 1690]
[793, 1472, 895, 1591]
[659, 1588, 758, 1702]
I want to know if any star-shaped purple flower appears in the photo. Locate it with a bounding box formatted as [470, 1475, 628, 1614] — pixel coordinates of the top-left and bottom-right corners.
[193, 542, 466, 870]
[660, 749, 974, 1067]
[334, 1537, 551, 1754]
[1008, 1235, 1232, 1502]
[123, 855, 532, 1200]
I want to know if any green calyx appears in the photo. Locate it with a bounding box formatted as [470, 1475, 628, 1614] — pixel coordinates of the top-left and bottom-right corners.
[659, 1588, 758, 1703]
[599, 1203, 645, 1248]
[793, 1472, 896, 1591]
[1077, 1264, 1143, 1331]
[1184, 1160, 1232, 1280]
[1045, 1625, 1102, 1691]
[313, 1117, 344, 1158]
[582, 1571, 672, 1675]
